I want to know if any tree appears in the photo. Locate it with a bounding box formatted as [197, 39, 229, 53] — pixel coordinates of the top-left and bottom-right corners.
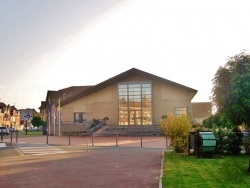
[212, 51, 250, 127]
[31, 114, 45, 129]
[203, 113, 233, 129]
[160, 113, 192, 153]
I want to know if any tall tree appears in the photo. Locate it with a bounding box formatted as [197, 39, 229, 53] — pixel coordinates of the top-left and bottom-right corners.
[212, 51, 250, 127]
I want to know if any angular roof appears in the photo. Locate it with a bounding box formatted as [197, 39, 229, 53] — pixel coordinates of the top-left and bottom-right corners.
[19, 108, 38, 114]
[61, 68, 198, 105]
[38, 101, 46, 110]
[44, 86, 92, 108]
[0, 102, 6, 113]
[0, 103, 18, 113]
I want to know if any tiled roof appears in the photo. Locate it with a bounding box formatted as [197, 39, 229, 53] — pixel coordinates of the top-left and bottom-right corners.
[43, 86, 92, 109]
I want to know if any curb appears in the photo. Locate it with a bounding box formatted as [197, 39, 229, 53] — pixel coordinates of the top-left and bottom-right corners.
[159, 151, 164, 188]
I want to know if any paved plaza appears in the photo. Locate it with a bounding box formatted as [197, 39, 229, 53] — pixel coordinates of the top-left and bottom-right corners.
[0, 135, 167, 188]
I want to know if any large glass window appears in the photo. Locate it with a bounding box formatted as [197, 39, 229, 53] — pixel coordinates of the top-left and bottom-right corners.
[118, 82, 152, 125]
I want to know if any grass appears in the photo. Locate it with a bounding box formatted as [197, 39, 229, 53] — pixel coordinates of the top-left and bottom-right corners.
[162, 152, 250, 188]
[18, 130, 43, 136]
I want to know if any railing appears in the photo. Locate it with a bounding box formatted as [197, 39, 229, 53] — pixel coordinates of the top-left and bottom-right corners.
[1, 130, 18, 143]
[0, 130, 168, 149]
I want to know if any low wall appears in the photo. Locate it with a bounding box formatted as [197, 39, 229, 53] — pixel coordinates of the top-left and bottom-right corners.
[47, 122, 91, 136]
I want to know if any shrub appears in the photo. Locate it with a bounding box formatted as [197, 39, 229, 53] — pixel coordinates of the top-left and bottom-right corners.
[225, 128, 242, 155]
[242, 133, 250, 154]
[103, 116, 109, 121]
[160, 113, 192, 153]
[90, 118, 100, 129]
[214, 127, 228, 154]
[214, 127, 243, 155]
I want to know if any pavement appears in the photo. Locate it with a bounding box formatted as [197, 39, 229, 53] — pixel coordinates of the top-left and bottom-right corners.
[0, 142, 22, 158]
[0, 134, 167, 188]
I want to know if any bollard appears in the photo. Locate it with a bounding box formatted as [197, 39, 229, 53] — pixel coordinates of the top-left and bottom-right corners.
[69, 132, 71, 145]
[141, 133, 143, 147]
[16, 130, 18, 143]
[116, 132, 118, 146]
[92, 133, 94, 146]
[1, 130, 3, 141]
[46, 130, 49, 144]
[11, 130, 13, 143]
[87, 139, 89, 153]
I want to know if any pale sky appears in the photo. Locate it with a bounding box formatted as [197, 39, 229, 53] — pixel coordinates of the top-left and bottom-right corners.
[1, 0, 250, 111]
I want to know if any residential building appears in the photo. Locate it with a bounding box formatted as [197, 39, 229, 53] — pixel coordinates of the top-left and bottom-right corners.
[0, 103, 20, 129]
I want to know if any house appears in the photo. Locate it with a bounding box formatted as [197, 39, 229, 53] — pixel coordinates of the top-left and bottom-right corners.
[41, 68, 203, 135]
[38, 101, 46, 119]
[0, 103, 21, 129]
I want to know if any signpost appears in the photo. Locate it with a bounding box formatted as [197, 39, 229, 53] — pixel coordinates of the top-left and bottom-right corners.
[21, 109, 33, 135]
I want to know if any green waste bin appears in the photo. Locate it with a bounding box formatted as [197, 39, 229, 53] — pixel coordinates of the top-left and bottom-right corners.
[188, 130, 216, 157]
[198, 132, 216, 153]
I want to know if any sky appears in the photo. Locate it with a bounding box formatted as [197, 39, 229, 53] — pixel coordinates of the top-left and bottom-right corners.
[1, 0, 250, 111]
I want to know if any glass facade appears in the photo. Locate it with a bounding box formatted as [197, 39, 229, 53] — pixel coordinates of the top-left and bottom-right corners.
[118, 82, 152, 125]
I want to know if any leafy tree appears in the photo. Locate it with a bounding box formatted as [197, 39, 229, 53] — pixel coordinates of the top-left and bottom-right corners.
[212, 51, 250, 127]
[31, 114, 45, 128]
[212, 67, 231, 113]
[203, 113, 233, 129]
[203, 114, 221, 129]
[160, 113, 192, 153]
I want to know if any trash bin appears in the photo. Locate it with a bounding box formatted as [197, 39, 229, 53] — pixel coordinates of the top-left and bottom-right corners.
[188, 130, 216, 157]
[198, 131, 216, 153]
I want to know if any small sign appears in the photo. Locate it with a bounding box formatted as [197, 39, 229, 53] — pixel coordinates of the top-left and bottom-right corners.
[21, 109, 33, 121]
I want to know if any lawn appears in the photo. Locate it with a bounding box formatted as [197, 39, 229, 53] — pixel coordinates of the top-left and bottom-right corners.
[19, 130, 43, 136]
[162, 152, 250, 188]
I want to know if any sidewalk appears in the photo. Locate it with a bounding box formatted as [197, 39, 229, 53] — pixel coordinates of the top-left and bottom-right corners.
[0, 142, 22, 158]
[1, 134, 168, 158]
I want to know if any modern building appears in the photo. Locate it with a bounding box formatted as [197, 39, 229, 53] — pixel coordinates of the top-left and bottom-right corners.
[40, 68, 213, 135]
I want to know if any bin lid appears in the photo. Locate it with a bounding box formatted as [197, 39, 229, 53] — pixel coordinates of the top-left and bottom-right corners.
[199, 132, 216, 151]
[199, 132, 216, 140]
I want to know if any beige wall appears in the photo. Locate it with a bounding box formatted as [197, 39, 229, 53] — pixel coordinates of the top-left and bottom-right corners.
[153, 82, 196, 124]
[61, 75, 196, 126]
[62, 84, 118, 126]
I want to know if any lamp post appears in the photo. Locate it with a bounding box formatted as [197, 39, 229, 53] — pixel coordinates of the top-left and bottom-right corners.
[58, 98, 61, 136]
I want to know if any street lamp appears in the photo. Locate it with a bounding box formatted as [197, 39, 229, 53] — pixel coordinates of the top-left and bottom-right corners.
[58, 97, 61, 136]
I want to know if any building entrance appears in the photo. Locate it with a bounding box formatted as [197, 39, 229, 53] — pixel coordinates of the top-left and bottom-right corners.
[129, 110, 142, 125]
